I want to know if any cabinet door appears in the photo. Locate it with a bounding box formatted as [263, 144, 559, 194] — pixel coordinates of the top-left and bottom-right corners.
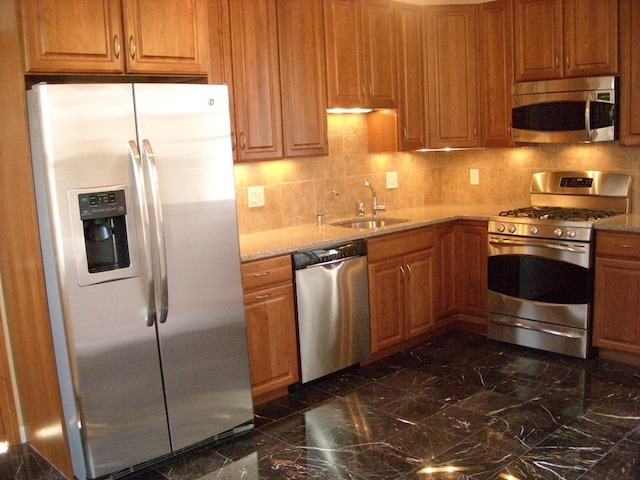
[277, 0, 328, 157]
[456, 222, 487, 318]
[563, 0, 618, 78]
[244, 283, 298, 398]
[323, 0, 365, 108]
[478, 0, 513, 148]
[368, 258, 405, 353]
[361, 0, 397, 108]
[514, 0, 563, 81]
[434, 224, 456, 321]
[404, 250, 435, 338]
[394, 3, 426, 151]
[22, 0, 124, 73]
[122, 0, 209, 75]
[425, 5, 479, 148]
[619, 0, 640, 147]
[229, 0, 283, 161]
[594, 258, 640, 354]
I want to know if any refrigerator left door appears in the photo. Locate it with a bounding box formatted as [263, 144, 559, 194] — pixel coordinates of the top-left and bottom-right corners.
[27, 83, 172, 479]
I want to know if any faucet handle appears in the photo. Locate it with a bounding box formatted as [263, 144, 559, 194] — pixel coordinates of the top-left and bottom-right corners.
[357, 202, 365, 217]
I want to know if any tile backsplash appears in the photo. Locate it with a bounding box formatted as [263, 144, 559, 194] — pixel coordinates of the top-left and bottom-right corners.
[234, 114, 640, 235]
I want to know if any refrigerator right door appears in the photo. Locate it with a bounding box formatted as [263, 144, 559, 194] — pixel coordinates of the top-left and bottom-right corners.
[133, 84, 254, 451]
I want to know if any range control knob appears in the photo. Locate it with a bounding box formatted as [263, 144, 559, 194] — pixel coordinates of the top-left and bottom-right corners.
[554, 228, 563, 237]
[566, 229, 576, 238]
[508, 224, 517, 234]
[497, 224, 505, 233]
[530, 226, 538, 235]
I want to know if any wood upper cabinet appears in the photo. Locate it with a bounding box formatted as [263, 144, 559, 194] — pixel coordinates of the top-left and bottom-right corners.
[478, 0, 513, 148]
[277, 0, 328, 157]
[241, 256, 298, 402]
[367, 228, 434, 353]
[324, 0, 396, 109]
[23, 0, 209, 75]
[514, 0, 618, 82]
[593, 232, 640, 355]
[424, 5, 480, 149]
[619, 0, 640, 147]
[394, 2, 426, 151]
[228, 0, 283, 162]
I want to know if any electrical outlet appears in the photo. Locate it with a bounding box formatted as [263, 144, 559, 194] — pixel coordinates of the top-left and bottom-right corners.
[386, 171, 398, 189]
[248, 186, 265, 208]
[470, 169, 480, 185]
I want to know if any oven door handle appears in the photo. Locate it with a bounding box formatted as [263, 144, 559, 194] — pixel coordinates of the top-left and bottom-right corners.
[489, 238, 586, 253]
[490, 317, 583, 339]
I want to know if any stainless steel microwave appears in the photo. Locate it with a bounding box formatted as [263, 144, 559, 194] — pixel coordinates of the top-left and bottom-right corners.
[511, 76, 616, 143]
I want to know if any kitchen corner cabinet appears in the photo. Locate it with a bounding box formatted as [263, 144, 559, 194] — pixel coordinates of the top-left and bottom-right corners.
[241, 256, 299, 402]
[424, 5, 480, 149]
[593, 231, 640, 355]
[367, 228, 435, 353]
[619, 0, 640, 147]
[22, 0, 209, 75]
[478, 0, 513, 148]
[324, 0, 397, 109]
[435, 223, 456, 322]
[394, 2, 427, 151]
[514, 0, 618, 82]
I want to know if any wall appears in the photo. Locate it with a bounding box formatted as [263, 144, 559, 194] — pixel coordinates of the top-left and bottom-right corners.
[234, 114, 640, 235]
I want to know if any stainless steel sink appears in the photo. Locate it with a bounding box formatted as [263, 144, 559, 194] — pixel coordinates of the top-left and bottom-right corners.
[331, 217, 409, 229]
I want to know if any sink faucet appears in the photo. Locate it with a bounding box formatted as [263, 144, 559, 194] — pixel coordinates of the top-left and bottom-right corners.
[363, 179, 385, 217]
[317, 189, 339, 225]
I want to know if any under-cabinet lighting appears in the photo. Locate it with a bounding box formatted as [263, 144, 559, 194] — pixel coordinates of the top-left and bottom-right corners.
[326, 108, 373, 114]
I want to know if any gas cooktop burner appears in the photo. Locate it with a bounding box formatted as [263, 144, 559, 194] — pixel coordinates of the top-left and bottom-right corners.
[498, 206, 620, 222]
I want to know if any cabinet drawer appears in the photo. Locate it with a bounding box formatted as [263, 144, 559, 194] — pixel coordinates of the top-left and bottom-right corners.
[596, 232, 640, 260]
[367, 227, 434, 262]
[242, 255, 292, 290]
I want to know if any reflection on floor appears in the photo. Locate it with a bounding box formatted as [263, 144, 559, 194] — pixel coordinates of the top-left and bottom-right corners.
[5, 331, 640, 479]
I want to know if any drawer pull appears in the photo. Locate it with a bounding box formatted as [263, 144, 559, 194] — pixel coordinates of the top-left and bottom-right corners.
[614, 243, 633, 248]
[254, 294, 271, 300]
[253, 271, 270, 277]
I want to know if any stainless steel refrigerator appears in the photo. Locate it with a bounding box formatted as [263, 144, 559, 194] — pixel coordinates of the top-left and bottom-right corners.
[27, 83, 254, 480]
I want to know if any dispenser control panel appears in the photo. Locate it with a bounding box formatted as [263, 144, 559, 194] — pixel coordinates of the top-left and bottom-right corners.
[79, 190, 127, 220]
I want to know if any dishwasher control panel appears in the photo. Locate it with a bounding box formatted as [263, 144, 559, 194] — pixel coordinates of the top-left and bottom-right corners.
[293, 240, 367, 269]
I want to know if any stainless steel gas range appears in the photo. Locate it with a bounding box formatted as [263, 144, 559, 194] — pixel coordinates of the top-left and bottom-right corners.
[487, 171, 632, 358]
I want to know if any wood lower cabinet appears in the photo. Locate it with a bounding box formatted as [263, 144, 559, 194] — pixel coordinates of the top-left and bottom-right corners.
[367, 228, 435, 353]
[619, 0, 640, 147]
[514, 0, 618, 82]
[22, 0, 210, 75]
[456, 221, 488, 318]
[241, 256, 298, 403]
[593, 231, 640, 355]
[435, 223, 456, 321]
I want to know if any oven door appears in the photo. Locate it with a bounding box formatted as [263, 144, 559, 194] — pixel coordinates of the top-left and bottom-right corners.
[487, 234, 593, 358]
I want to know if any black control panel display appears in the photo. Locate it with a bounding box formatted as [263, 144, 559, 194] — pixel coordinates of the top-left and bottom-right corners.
[560, 177, 594, 188]
[79, 189, 127, 220]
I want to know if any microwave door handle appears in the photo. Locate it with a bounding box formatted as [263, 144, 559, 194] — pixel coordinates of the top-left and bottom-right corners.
[585, 95, 592, 141]
[142, 139, 169, 324]
[128, 140, 157, 327]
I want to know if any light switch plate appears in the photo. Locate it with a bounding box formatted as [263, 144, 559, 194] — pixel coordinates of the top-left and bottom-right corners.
[248, 186, 265, 208]
[386, 171, 398, 189]
[470, 169, 480, 185]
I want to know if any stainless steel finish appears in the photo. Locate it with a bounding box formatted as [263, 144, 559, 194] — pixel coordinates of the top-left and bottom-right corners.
[512, 76, 615, 143]
[317, 189, 339, 226]
[28, 83, 253, 479]
[331, 217, 409, 229]
[363, 179, 386, 217]
[488, 219, 594, 242]
[294, 245, 370, 384]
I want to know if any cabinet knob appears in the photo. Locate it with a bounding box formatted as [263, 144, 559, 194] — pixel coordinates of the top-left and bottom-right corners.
[253, 271, 270, 277]
[113, 34, 121, 59]
[129, 35, 136, 60]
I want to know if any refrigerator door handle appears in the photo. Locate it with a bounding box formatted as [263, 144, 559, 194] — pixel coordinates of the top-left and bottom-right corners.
[142, 139, 169, 324]
[128, 140, 157, 327]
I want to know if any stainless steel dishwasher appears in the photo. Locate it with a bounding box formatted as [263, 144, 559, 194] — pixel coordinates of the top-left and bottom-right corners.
[293, 241, 370, 384]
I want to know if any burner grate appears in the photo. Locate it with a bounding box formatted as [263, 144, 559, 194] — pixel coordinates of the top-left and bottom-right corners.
[499, 206, 620, 221]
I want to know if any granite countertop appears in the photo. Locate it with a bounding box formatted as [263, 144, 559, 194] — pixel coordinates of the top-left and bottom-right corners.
[239, 204, 506, 262]
[594, 213, 640, 233]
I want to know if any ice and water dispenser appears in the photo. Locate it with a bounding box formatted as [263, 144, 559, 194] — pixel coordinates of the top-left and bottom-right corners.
[79, 190, 131, 273]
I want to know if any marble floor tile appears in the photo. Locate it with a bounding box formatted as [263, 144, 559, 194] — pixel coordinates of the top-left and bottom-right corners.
[7, 331, 640, 480]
